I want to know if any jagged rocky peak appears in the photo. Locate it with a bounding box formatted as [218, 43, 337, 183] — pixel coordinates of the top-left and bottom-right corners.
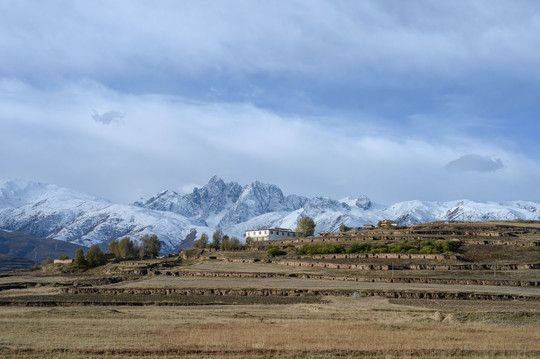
[285, 194, 310, 211]
[355, 195, 372, 210]
[135, 176, 243, 219]
[202, 175, 243, 202]
[194, 175, 243, 216]
[140, 190, 182, 211]
[204, 175, 227, 194]
[238, 180, 286, 209]
[304, 197, 350, 215]
[217, 179, 299, 227]
[340, 195, 371, 210]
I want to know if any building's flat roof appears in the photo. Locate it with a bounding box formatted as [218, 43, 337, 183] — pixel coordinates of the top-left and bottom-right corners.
[245, 227, 294, 232]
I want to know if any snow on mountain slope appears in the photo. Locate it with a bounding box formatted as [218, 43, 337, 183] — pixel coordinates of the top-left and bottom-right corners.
[2, 177, 540, 253]
[384, 199, 540, 225]
[138, 177, 540, 240]
[0, 179, 206, 252]
[0, 179, 104, 209]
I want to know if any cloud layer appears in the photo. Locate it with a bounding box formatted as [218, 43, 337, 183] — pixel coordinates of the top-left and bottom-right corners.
[1, 1, 539, 204]
[1, 80, 538, 204]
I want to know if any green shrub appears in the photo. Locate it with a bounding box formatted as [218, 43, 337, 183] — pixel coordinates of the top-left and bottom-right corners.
[267, 245, 286, 257]
[419, 246, 434, 254]
[346, 243, 371, 253]
[296, 243, 345, 255]
[297, 240, 459, 256]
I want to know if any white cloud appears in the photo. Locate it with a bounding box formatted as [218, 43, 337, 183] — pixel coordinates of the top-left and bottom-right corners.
[1, 79, 539, 204]
[179, 184, 201, 195]
[1, 1, 540, 86]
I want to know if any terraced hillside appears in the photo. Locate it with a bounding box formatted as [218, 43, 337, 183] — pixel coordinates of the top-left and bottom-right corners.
[1, 220, 539, 358]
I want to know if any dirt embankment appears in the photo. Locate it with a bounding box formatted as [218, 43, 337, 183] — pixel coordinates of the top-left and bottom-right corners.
[272, 235, 540, 247]
[164, 270, 540, 287]
[61, 286, 539, 301]
[274, 260, 540, 271]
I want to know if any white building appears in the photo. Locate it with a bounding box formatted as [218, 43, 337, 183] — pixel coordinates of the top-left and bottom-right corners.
[245, 227, 297, 242]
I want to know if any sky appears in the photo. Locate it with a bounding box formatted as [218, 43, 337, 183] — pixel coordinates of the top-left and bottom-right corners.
[1, 0, 540, 205]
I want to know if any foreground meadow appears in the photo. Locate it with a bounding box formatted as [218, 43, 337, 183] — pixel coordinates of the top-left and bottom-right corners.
[1, 296, 540, 358]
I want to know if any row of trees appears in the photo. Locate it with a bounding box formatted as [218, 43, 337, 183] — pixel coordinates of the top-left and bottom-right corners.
[108, 234, 161, 259]
[41, 246, 107, 269]
[193, 230, 242, 250]
[73, 245, 106, 269]
[45, 235, 162, 270]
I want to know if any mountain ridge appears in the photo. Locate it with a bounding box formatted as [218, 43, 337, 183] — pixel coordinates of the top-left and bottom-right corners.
[1, 177, 539, 253]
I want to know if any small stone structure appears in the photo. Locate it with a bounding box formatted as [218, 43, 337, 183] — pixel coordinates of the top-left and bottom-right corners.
[53, 259, 73, 264]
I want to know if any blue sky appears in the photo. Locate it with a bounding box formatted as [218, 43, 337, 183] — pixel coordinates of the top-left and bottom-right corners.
[1, 0, 539, 204]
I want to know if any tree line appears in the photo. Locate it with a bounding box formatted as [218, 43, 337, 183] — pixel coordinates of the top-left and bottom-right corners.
[46, 234, 162, 270]
[193, 230, 243, 250]
[108, 234, 161, 260]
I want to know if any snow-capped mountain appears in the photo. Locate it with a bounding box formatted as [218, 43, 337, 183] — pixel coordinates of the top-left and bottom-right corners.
[135, 176, 310, 229]
[134, 176, 244, 225]
[1, 177, 540, 254]
[0, 179, 202, 253]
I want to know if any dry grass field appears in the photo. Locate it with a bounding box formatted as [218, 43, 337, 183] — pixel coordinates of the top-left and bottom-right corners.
[1, 297, 540, 358]
[1, 220, 540, 358]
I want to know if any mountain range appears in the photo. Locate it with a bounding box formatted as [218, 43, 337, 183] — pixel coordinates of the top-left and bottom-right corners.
[1, 176, 539, 254]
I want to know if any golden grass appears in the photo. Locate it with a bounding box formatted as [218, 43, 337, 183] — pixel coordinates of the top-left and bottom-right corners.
[1, 297, 539, 358]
